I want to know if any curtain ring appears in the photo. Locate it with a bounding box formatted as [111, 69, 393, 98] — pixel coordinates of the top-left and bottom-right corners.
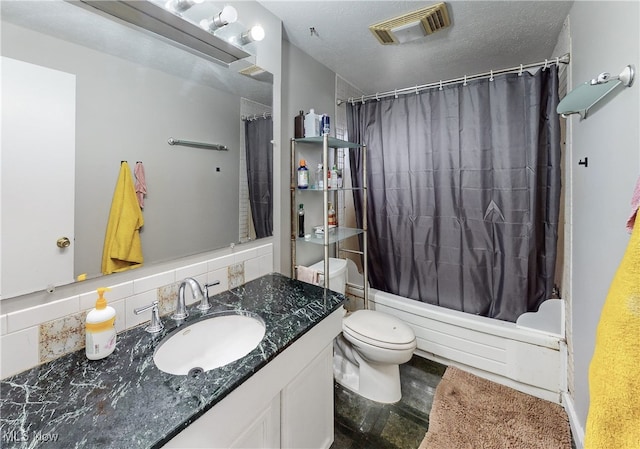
[463, 75, 467, 86]
[439, 80, 443, 91]
[394, 89, 398, 99]
[543, 59, 548, 70]
[415, 85, 419, 95]
[556, 56, 560, 66]
[361, 95, 365, 104]
[489, 70, 494, 81]
[519, 64, 523, 76]
[376, 93, 380, 101]
[349, 97, 354, 106]
[263, 112, 266, 119]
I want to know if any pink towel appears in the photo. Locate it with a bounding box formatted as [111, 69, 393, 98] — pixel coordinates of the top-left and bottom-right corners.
[626, 175, 640, 233]
[296, 266, 320, 285]
[134, 161, 147, 209]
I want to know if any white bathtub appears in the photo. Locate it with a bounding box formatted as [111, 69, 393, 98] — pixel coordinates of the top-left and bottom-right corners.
[363, 287, 567, 403]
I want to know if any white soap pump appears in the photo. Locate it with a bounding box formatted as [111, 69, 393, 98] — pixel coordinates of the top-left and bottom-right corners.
[85, 287, 117, 360]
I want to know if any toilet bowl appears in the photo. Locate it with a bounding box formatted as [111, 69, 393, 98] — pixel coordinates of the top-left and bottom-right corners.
[310, 258, 417, 404]
[335, 309, 416, 403]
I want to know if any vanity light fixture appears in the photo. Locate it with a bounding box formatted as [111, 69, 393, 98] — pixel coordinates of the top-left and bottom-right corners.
[165, 0, 203, 15]
[77, 0, 250, 65]
[239, 25, 265, 45]
[200, 5, 238, 33]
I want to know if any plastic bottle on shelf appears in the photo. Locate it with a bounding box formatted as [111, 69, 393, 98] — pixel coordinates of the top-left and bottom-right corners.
[297, 159, 309, 189]
[316, 164, 324, 190]
[330, 165, 338, 190]
[328, 202, 337, 226]
[304, 109, 320, 137]
[327, 167, 332, 189]
[320, 114, 330, 136]
[294, 110, 305, 138]
[298, 204, 305, 238]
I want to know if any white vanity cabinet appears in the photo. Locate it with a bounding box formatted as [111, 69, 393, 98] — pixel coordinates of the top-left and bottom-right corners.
[164, 307, 343, 449]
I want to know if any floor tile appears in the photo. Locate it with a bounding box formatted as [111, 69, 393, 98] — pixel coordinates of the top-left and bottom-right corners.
[331, 355, 446, 449]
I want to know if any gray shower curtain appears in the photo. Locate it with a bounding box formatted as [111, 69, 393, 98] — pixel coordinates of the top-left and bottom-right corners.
[244, 116, 273, 239]
[348, 65, 560, 322]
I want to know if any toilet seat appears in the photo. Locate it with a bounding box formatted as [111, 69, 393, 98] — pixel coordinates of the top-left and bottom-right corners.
[342, 310, 416, 351]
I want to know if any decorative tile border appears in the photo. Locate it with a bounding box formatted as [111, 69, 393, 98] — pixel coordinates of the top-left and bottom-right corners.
[39, 312, 86, 363]
[228, 263, 245, 289]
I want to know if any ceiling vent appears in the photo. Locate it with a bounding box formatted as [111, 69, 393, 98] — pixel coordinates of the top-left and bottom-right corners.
[369, 2, 451, 45]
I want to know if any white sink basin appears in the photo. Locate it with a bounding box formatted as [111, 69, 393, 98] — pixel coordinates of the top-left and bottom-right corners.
[153, 311, 266, 375]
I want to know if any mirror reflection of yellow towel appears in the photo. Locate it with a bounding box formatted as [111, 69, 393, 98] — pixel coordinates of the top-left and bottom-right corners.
[585, 211, 640, 449]
[101, 161, 144, 275]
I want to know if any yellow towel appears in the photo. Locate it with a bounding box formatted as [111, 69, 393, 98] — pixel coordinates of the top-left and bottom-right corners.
[101, 162, 144, 275]
[585, 210, 640, 449]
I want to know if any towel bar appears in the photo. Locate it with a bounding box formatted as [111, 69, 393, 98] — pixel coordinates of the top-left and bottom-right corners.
[167, 137, 228, 151]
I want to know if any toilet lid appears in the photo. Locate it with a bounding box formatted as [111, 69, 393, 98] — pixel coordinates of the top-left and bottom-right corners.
[342, 310, 416, 349]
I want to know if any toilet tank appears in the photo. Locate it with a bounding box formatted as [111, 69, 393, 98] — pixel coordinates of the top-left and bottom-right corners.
[308, 258, 348, 294]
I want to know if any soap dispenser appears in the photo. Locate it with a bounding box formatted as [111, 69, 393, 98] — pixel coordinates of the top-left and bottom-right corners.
[86, 287, 117, 360]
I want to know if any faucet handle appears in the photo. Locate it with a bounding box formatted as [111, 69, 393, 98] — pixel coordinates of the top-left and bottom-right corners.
[134, 301, 164, 333]
[198, 281, 220, 312]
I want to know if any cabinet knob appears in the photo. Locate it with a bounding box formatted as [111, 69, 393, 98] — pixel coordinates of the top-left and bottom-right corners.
[56, 237, 71, 248]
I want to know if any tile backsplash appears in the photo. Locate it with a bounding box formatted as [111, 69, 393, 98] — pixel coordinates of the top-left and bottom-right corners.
[0, 243, 273, 379]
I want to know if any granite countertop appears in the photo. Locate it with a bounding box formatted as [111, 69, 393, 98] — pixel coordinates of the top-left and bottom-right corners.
[0, 274, 345, 449]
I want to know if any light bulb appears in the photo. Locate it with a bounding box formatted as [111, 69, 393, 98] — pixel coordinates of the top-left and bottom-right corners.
[218, 5, 238, 26]
[200, 5, 238, 32]
[240, 25, 265, 45]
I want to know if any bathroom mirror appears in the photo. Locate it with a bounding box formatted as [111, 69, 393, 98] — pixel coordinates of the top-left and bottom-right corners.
[1, 0, 273, 299]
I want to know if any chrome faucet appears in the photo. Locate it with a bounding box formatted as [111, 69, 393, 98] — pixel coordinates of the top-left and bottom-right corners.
[172, 277, 203, 321]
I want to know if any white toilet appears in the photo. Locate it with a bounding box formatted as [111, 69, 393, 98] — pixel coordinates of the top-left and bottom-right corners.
[309, 258, 417, 404]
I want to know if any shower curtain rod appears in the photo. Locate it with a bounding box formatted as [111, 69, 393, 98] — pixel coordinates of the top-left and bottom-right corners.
[337, 53, 570, 105]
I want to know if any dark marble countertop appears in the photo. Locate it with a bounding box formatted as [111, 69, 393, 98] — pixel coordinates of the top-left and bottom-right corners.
[0, 274, 345, 449]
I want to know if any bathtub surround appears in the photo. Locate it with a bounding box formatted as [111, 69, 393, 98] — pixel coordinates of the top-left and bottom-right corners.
[369, 288, 565, 403]
[347, 65, 561, 322]
[0, 273, 344, 448]
[0, 243, 273, 379]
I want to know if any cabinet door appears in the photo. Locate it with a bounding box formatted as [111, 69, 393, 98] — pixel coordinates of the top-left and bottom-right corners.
[229, 395, 280, 449]
[281, 344, 334, 449]
[1, 57, 75, 298]
[164, 393, 280, 448]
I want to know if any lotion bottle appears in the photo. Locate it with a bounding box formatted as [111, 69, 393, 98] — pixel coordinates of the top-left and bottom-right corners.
[86, 287, 117, 360]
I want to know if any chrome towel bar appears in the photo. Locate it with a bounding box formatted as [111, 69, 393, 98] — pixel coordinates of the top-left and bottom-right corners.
[167, 137, 228, 151]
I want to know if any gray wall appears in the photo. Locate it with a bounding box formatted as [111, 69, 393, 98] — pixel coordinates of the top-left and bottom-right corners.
[568, 0, 640, 440]
[3, 22, 242, 279]
[279, 40, 338, 273]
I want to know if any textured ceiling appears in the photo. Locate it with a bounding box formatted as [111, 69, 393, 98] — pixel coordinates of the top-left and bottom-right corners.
[2, 1, 573, 100]
[259, 0, 573, 94]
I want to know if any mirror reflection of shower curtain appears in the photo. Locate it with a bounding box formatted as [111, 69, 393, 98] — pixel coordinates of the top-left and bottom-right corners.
[347, 65, 561, 322]
[244, 117, 273, 239]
